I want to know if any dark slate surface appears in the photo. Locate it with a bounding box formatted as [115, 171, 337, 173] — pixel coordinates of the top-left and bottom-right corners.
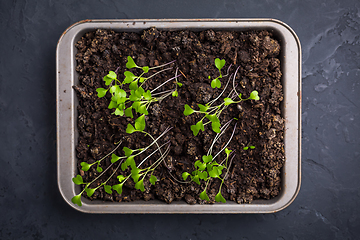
[1, 0, 359, 239]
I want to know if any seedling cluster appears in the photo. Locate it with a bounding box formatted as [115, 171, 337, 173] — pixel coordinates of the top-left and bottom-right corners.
[72, 56, 180, 206]
[182, 120, 237, 202]
[72, 56, 259, 206]
[184, 58, 259, 136]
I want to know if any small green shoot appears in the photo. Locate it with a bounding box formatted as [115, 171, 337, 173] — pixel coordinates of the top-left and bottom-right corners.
[210, 58, 226, 89]
[243, 145, 255, 150]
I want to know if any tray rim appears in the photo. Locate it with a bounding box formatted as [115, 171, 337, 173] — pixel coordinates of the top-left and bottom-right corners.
[56, 18, 301, 214]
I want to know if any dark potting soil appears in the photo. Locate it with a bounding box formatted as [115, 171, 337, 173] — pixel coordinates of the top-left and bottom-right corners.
[73, 28, 284, 204]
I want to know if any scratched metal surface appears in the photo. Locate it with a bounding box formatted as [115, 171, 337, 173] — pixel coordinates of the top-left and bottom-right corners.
[1, 0, 359, 239]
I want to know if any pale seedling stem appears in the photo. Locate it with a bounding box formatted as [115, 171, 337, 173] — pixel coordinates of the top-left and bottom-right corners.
[139, 67, 173, 87]
[213, 122, 237, 161]
[137, 140, 171, 167]
[207, 119, 233, 156]
[150, 74, 181, 93]
[208, 73, 233, 106]
[232, 66, 241, 98]
[149, 60, 176, 70]
[93, 140, 124, 166]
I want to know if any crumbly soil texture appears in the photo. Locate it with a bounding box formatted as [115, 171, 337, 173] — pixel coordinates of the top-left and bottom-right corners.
[74, 28, 285, 204]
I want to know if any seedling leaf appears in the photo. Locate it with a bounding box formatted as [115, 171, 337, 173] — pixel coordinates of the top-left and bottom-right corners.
[117, 175, 126, 183]
[114, 108, 124, 116]
[107, 71, 117, 79]
[111, 153, 121, 163]
[135, 86, 145, 97]
[182, 172, 190, 181]
[224, 98, 235, 106]
[135, 179, 145, 192]
[126, 56, 137, 69]
[243, 146, 249, 150]
[71, 194, 82, 206]
[125, 107, 134, 118]
[124, 156, 136, 171]
[199, 190, 210, 202]
[135, 114, 146, 131]
[149, 175, 157, 185]
[96, 88, 107, 98]
[214, 58, 226, 71]
[129, 79, 138, 90]
[110, 85, 120, 95]
[198, 171, 208, 180]
[184, 104, 195, 116]
[143, 90, 152, 100]
[85, 187, 95, 197]
[217, 165, 224, 174]
[126, 124, 136, 134]
[211, 78, 221, 88]
[103, 185, 112, 194]
[202, 155, 213, 163]
[195, 160, 206, 171]
[103, 76, 113, 86]
[72, 175, 83, 185]
[215, 191, 226, 203]
[138, 104, 149, 115]
[108, 100, 117, 109]
[103, 71, 117, 85]
[249, 90, 260, 100]
[250, 145, 255, 149]
[209, 168, 219, 178]
[128, 156, 136, 168]
[192, 175, 201, 185]
[177, 82, 183, 87]
[96, 166, 103, 172]
[132, 101, 141, 112]
[142, 66, 149, 73]
[80, 162, 91, 171]
[124, 71, 137, 83]
[112, 184, 123, 195]
[198, 104, 209, 112]
[172, 90, 178, 97]
[225, 148, 232, 156]
[123, 147, 133, 157]
[196, 121, 205, 132]
[190, 124, 200, 136]
[211, 121, 221, 133]
[206, 114, 220, 124]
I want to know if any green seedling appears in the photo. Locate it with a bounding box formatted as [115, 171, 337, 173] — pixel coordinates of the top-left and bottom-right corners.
[184, 69, 260, 136]
[243, 145, 255, 150]
[209, 58, 226, 88]
[182, 120, 237, 203]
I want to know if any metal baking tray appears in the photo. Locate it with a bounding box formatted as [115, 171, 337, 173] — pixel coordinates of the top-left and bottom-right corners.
[56, 19, 301, 213]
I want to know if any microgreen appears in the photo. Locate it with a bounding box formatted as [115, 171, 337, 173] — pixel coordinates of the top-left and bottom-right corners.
[209, 58, 226, 89]
[243, 145, 255, 150]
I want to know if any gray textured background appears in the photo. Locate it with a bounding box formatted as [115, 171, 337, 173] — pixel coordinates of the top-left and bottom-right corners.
[1, 0, 359, 239]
